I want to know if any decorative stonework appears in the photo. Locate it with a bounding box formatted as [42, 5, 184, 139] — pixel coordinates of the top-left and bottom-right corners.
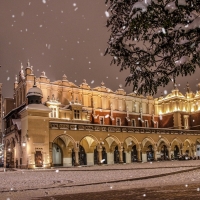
[48, 122, 200, 135]
[59, 124, 69, 130]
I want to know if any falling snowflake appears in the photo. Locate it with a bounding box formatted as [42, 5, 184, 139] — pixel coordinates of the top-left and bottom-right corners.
[105, 11, 109, 17]
[164, 90, 167, 95]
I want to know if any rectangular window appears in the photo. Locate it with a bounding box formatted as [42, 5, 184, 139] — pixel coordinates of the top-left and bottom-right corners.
[99, 116, 104, 125]
[116, 118, 121, 126]
[50, 107, 57, 118]
[50, 108, 53, 118]
[132, 119, 136, 127]
[145, 120, 149, 127]
[74, 110, 80, 119]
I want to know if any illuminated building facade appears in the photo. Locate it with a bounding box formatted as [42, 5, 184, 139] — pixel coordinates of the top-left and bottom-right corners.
[3, 61, 200, 168]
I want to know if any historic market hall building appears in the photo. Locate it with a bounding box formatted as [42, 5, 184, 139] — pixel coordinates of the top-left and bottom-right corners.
[2, 61, 200, 168]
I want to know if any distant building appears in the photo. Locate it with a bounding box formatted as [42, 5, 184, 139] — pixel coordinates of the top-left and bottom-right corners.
[2, 61, 200, 169]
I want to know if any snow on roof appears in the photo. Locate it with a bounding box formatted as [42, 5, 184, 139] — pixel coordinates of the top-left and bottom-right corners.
[12, 119, 21, 130]
[26, 86, 43, 98]
[23, 104, 51, 112]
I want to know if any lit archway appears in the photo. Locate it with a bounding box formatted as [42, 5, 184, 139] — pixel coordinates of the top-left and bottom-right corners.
[141, 137, 155, 162]
[124, 136, 139, 163]
[52, 134, 75, 167]
[79, 135, 99, 166]
[102, 135, 121, 164]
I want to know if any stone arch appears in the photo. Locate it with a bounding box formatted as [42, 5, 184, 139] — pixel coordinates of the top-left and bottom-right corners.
[124, 136, 139, 163]
[157, 137, 170, 148]
[52, 134, 76, 167]
[141, 137, 155, 162]
[184, 138, 194, 146]
[157, 137, 170, 160]
[102, 135, 122, 165]
[79, 135, 100, 166]
[53, 134, 76, 147]
[142, 137, 155, 150]
[183, 138, 194, 156]
[79, 134, 100, 153]
[196, 138, 200, 145]
[171, 137, 182, 147]
[124, 136, 139, 151]
[4, 138, 15, 168]
[103, 135, 121, 152]
[171, 137, 182, 159]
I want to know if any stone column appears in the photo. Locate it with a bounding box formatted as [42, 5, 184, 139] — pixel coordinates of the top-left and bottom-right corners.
[137, 146, 142, 162]
[49, 142, 53, 167]
[167, 147, 171, 160]
[180, 144, 183, 155]
[74, 142, 80, 166]
[97, 146, 103, 165]
[192, 146, 196, 157]
[118, 145, 124, 164]
[74, 149, 79, 166]
[153, 145, 157, 161]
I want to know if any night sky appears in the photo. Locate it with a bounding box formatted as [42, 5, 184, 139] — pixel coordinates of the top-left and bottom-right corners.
[0, 0, 199, 98]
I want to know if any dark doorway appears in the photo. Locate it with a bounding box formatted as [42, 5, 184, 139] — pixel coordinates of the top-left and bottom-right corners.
[94, 147, 98, 165]
[16, 159, 18, 168]
[161, 145, 168, 160]
[123, 147, 126, 163]
[79, 145, 87, 165]
[114, 146, 119, 163]
[72, 149, 75, 166]
[35, 151, 43, 167]
[131, 145, 138, 162]
[102, 147, 107, 164]
[174, 145, 179, 160]
[147, 145, 154, 161]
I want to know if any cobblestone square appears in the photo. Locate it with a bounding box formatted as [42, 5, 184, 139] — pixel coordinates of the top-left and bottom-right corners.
[1, 161, 200, 200]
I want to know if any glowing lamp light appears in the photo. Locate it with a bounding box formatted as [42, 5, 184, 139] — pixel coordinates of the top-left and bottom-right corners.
[22, 142, 26, 147]
[8, 148, 11, 152]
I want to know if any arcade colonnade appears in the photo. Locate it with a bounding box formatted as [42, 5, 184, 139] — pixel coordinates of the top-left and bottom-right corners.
[50, 131, 198, 167]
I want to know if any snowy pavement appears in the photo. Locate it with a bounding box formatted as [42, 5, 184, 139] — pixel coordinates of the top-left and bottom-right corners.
[1, 160, 200, 200]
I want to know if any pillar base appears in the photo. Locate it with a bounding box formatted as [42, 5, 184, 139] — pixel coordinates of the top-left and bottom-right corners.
[98, 162, 103, 165]
[119, 161, 124, 164]
[74, 163, 79, 166]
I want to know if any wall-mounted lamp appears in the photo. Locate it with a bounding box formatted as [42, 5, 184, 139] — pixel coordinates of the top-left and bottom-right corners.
[22, 142, 26, 147]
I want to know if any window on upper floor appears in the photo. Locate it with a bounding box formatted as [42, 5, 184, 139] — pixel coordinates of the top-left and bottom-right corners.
[131, 119, 136, 127]
[74, 110, 80, 119]
[145, 120, 149, 127]
[116, 118, 121, 126]
[99, 116, 104, 125]
[50, 107, 57, 118]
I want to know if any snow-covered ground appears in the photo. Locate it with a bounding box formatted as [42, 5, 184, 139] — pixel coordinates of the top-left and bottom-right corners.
[1, 160, 200, 200]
